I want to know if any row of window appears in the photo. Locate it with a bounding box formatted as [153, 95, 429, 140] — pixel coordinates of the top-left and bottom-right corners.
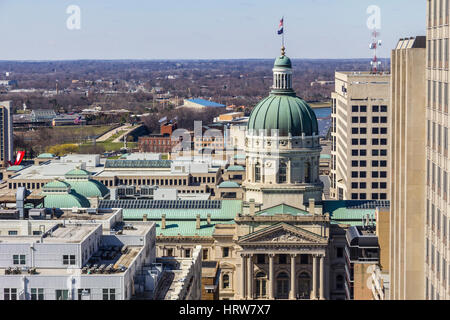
[352, 127, 388, 135]
[351, 171, 387, 178]
[351, 193, 387, 200]
[351, 116, 388, 124]
[427, 120, 449, 155]
[351, 105, 388, 113]
[427, 160, 449, 200]
[351, 160, 387, 167]
[351, 182, 387, 189]
[428, 0, 450, 28]
[3, 288, 116, 300]
[351, 139, 387, 146]
[352, 149, 388, 157]
[427, 81, 449, 113]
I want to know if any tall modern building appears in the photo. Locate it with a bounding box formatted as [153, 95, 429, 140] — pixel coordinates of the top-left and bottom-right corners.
[330, 72, 390, 201]
[425, 0, 450, 300]
[0, 101, 13, 168]
[389, 36, 426, 300]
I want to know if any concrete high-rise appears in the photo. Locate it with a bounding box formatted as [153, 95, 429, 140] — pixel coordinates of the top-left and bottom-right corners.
[0, 101, 13, 168]
[330, 72, 390, 201]
[389, 36, 426, 300]
[425, 0, 450, 300]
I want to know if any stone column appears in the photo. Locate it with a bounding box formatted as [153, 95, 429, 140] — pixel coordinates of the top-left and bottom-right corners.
[240, 254, 247, 300]
[319, 254, 325, 300]
[268, 254, 274, 299]
[289, 254, 297, 300]
[247, 254, 253, 299]
[311, 254, 317, 299]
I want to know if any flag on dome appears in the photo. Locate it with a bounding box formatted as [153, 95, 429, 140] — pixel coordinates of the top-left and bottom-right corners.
[277, 17, 284, 35]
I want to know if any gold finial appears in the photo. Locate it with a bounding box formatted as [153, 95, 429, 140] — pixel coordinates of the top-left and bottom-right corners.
[281, 46, 286, 56]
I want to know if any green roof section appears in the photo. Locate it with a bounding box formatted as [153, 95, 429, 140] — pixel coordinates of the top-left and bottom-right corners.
[247, 94, 319, 137]
[154, 221, 235, 237]
[233, 154, 246, 160]
[44, 192, 91, 209]
[218, 181, 240, 188]
[122, 200, 242, 220]
[227, 165, 245, 171]
[65, 168, 90, 177]
[7, 165, 25, 172]
[323, 200, 387, 226]
[37, 153, 55, 159]
[43, 180, 70, 189]
[274, 55, 292, 68]
[320, 154, 332, 159]
[256, 203, 310, 216]
[68, 180, 109, 198]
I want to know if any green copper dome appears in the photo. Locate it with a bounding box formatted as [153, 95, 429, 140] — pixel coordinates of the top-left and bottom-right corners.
[68, 180, 109, 198]
[248, 52, 318, 137]
[274, 55, 292, 68]
[247, 94, 318, 137]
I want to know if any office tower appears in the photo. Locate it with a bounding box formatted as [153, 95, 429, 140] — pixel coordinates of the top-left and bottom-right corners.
[0, 101, 13, 168]
[389, 36, 426, 300]
[425, 0, 450, 300]
[330, 72, 390, 201]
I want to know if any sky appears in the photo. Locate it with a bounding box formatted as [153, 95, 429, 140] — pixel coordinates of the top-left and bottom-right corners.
[0, 0, 426, 60]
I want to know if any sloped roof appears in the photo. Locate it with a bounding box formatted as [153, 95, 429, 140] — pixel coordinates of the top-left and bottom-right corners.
[227, 165, 245, 171]
[218, 181, 240, 188]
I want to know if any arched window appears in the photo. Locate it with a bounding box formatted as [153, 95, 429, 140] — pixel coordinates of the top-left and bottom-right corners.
[278, 161, 287, 183]
[336, 274, 344, 290]
[223, 274, 230, 289]
[255, 162, 261, 182]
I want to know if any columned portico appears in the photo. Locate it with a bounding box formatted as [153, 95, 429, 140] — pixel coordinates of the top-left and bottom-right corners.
[247, 254, 254, 299]
[312, 254, 318, 299]
[319, 255, 325, 300]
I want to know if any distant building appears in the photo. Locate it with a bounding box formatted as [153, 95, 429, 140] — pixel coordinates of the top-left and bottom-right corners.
[330, 71, 391, 201]
[30, 109, 57, 123]
[183, 98, 226, 109]
[0, 101, 13, 168]
[138, 121, 180, 153]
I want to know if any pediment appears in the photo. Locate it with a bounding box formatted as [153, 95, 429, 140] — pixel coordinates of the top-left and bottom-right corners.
[238, 223, 327, 245]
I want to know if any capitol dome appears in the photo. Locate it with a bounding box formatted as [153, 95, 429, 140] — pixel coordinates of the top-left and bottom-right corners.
[247, 50, 318, 137]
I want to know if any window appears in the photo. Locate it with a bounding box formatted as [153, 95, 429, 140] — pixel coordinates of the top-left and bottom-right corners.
[360, 128, 367, 134]
[360, 161, 367, 167]
[4, 288, 17, 300]
[372, 128, 379, 134]
[360, 150, 367, 156]
[255, 162, 261, 182]
[352, 139, 358, 145]
[185, 249, 191, 258]
[352, 182, 358, 189]
[372, 117, 379, 123]
[221, 247, 229, 258]
[102, 289, 115, 300]
[352, 117, 358, 123]
[55, 290, 69, 301]
[372, 182, 379, 189]
[351, 193, 358, 200]
[203, 249, 209, 260]
[63, 255, 75, 265]
[352, 161, 358, 167]
[352, 150, 358, 156]
[77, 289, 90, 300]
[31, 288, 44, 300]
[8, 231, 17, 235]
[223, 274, 230, 289]
[278, 162, 287, 183]
[360, 172, 366, 178]
[380, 150, 387, 156]
[360, 117, 367, 123]
[380, 171, 387, 178]
[360, 182, 366, 189]
[380, 105, 387, 112]
[360, 106, 367, 112]
[372, 105, 379, 112]
[380, 128, 388, 134]
[352, 106, 359, 112]
[352, 171, 358, 178]
[279, 254, 287, 264]
[360, 139, 367, 145]
[336, 247, 344, 258]
[372, 150, 379, 156]
[360, 193, 367, 200]
[13, 255, 25, 265]
[352, 128, 359, 134]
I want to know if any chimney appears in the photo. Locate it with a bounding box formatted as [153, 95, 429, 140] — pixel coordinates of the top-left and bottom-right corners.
[143, 214, 148, 222]
[308, 199, 315, 215]
[249, 199, 255, 216]
[207, 213, 211, 225]
[196, 214, 201, 229]
[161, 214, 166, 229]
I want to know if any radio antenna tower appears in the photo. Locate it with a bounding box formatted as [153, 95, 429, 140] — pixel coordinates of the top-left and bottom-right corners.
[369, 29, 382, 73]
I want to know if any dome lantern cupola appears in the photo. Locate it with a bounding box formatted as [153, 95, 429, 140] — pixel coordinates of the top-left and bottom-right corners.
[272, 46, 294, 94]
